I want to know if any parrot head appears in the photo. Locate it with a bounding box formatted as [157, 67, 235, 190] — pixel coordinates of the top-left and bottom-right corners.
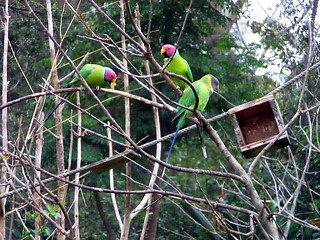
[161, 44, 176, 58]
[104, 67, 118, 89]
[209, 75, 220, 91]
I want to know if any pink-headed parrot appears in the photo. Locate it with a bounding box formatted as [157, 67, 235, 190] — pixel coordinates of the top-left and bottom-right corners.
[161, 44, 193, 90]
[45, 64, 117, 121]
[165, 74, 220, 163]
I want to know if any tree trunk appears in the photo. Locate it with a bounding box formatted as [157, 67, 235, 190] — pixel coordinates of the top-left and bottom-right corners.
[93, 188, 115, 240]
[200, 114, 280, 239]
[46, 0, 66, 239]
[34, 113, 44, 240]
[120, 0, 132, 239]
[0, 0, 10, 238]
[74, 93, 82, 240]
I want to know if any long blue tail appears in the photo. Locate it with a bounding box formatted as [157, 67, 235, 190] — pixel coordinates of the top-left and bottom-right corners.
[44, 100, 64, 121]
[165, 126, 180, 163]
[161, 125, 180, 178]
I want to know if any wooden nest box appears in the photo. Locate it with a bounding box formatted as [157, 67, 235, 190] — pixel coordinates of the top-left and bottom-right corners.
[228, 95, 289, 158]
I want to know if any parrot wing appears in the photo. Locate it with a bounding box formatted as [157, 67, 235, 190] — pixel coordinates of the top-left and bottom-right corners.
[183, 58, 194, 83]
[195, 83, 211, 112]
[171, 82, 201, 123]
[67, 66, 94, 87]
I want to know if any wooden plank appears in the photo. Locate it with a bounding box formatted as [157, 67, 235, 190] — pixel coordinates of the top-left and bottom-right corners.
[88, 150, 140, 173]
[240, 135, 290, 158]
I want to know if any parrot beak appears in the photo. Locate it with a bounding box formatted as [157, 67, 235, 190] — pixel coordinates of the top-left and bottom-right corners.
[216, 85, 220, 91]
[160, 48, 165, 54]
[110, 78, 117, 90]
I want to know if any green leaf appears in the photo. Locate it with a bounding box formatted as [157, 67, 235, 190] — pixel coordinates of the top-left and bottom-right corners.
[26, 211, 40, 219]
[42, 227, 51, 236]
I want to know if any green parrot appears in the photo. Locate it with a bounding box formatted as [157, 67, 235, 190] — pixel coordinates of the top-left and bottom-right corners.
[165, 74, 220, 163]
[161, 44, 193, 90]
[45, 64, 117, 121]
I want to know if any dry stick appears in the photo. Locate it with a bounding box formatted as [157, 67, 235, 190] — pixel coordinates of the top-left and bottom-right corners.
[120, 0, 132, 239]
[34, 113, 44, 240]
[80, 34, 177, 110]
[0, 143, 244, 201]
[7, 127, 72, 236]
[267, 58, 320, 96]
[270, 212, 320, 232]
[194, 174, 233, 236]
[146, 0, 152, 40]
[45, 1, 67, 239]
[247, 111, 300, 176]
[13, 130, 74, 237]
[0, 88, 175, 114]
[0, 86, 229, 153]
[88, 0, 182, 96]
[107, 122, 123, 230]
[69, 122, 129, 149]
[8, 39, 34, 94]
[131, 7, 162, 236]
[21, 1, 320, 236]
[176, 0, 194, 47]
[195, 112, 280, 240]
[3, 159, 71, 238]
[8, 118, 24, 240]
[88, 0, 143, 52]
[124, 0, 149, 46]
[280, 103, 314, 238]
[23, 0, 128, 145]
[249, 12, 318, 177]
[99, 44, 173, 108]
[297, 19, 314, 111]
[10, 156, 255, 217]
[283, 9, 318, 236]
[58, 53, 89, 84]
[73, 92, 82, 240]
